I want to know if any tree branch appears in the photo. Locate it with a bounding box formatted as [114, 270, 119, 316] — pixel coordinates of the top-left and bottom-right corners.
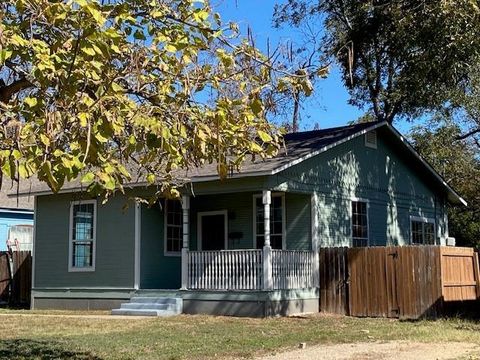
[0, 78, 33, 103]
[456, 127, 480, 141]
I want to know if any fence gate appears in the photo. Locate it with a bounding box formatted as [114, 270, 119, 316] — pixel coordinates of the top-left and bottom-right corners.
[348, 246, 446, 319]
[319, 247, 349, 315]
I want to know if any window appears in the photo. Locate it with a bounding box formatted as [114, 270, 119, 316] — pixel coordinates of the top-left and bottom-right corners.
[69, 200, 96, 271]
[410, 217, 435, 245]
[254, 194, 284, 249]
[352, 200, 368, 247]
[164, 199, 182, 255]
[365, 130, 377, 149]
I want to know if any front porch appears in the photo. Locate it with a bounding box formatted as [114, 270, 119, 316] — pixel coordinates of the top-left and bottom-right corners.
[140, 189, 320, 316]
[179, 189, 319, 291]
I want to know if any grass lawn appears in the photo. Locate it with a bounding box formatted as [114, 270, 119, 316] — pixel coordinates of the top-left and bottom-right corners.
[0, 311, 479, 359]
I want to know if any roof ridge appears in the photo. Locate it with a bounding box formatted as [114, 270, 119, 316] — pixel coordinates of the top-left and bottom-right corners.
[284, 120, 383, 140]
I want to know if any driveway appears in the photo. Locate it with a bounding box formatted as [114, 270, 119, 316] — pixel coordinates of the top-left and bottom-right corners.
[258, 341, 479, 360]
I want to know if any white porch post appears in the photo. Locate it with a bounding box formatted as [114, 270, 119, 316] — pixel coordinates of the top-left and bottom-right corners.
[181, 195, 190, 290]
[262, 190, 273, 290]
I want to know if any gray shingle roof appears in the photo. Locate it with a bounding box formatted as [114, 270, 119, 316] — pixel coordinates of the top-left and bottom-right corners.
[180, 121, 381, 180]
[7, 120, 465, 206]
[14, 121, 380, 196]
[1, 177, 34, 211]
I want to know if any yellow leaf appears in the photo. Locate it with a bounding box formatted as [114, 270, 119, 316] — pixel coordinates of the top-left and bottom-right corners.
[81, 172, 95, 184]
[81, 47, 96, 56]
[146, 173, 155, 184]
[40, 134, 50, 146]
[86, 4, 106, 26]
[258, 130, 272, 142]
[111, 82, 123, 92]
[78, 112, 89, 127]
[165, 44, 177, 53]
[24, 97, 37, 107]
[111, 44, 121, 54]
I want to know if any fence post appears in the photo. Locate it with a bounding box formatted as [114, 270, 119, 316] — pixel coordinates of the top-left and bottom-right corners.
[263, 246, 273, 290]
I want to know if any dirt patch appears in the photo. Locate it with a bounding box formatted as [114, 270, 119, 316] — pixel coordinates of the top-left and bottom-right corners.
[258, 341, 479, 360]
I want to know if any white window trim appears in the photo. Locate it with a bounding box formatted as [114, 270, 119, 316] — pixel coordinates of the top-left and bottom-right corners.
[351, 197, 370, 247]
[252, 193, 286, 250]
[410, 215, 436, 245]
[365, 130, 377, 149]
[164, 199, 183, 257]
[197, 210, 228, 251]
[68, 199, 97, 272]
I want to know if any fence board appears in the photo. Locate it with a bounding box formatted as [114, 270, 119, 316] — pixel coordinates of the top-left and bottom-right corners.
[319, 247, 348, 315]
[0, 251, 31, 307]
[0, 252, 11, 303]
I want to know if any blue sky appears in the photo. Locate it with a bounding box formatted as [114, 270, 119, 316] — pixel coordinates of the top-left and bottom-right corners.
[214, 1, 413, 134]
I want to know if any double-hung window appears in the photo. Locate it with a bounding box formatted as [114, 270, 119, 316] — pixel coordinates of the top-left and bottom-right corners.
[69, 200, 96, 271]
[410, 216, 435, 245]
[352, 200, 369, 247]
[164, 199, 182, 255]
[254, 194, 284, 249]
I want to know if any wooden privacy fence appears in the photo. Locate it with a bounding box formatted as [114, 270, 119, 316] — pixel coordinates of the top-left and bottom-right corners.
[0, 251, 32, 307]
[440, 247, 480, 301]
[0, 252, 11, 302]
[320, 246, 480, 319]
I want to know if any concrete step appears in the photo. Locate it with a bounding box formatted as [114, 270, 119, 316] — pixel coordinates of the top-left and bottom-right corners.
[111, 308, 177, 317]
[120, 302, 175, 311]
[111, 296, 183, 317]
[129, 297, 182, 306]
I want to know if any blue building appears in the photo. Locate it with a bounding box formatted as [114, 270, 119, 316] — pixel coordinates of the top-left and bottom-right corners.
[0, 180, 34, 251]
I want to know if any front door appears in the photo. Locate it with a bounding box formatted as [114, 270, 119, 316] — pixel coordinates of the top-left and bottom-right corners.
[199, 212, 227, 250]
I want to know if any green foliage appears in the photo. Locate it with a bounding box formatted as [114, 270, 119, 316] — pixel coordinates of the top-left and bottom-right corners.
[274, 0, 480, 124]
[410, 122, 480, 247]
[0, 0, 315, 200]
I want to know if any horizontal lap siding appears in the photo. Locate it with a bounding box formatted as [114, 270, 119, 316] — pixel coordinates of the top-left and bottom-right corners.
[140, 203, 181, 289]
[285, 193, 311, 250]
[274, 129, 449, 247]
[35, 193, 135, 288]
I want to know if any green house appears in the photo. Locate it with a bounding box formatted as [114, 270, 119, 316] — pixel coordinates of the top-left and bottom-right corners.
[21, 121, 465, 316]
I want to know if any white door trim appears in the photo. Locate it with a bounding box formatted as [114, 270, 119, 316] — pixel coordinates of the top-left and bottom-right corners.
[197, 210, 228, 251]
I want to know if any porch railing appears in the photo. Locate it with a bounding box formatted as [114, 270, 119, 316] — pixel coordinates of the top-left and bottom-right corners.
[271, 250, 316, 289]
[187, 250, 263, 290]
[184, 248, 318, 291]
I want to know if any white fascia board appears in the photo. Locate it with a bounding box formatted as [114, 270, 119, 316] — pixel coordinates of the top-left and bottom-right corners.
[0, 207, 34, 215]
